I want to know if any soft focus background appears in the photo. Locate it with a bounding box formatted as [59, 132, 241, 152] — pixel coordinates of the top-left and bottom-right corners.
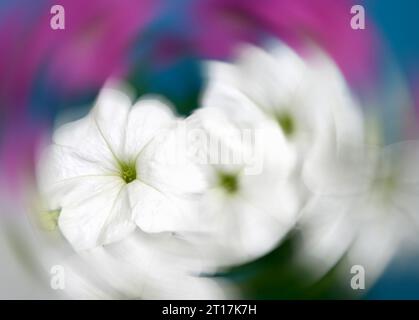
[1, 0, 419, 299]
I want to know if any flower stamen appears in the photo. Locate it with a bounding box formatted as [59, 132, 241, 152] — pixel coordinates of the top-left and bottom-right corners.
[218, 172, 239, 194]
[119, 161, 137, 184]
[276, 112, 295, 137]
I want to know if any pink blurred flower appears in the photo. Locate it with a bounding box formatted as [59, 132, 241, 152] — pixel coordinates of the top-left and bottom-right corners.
[191, 0, 378, 83]
[0, 0, 157, 110]
[0, 118, 46, 193]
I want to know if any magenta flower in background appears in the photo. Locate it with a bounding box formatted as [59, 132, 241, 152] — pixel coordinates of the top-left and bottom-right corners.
[42, 0, 157, 93]
[191, 0, 378, 84]
[0, 0, 157, 111]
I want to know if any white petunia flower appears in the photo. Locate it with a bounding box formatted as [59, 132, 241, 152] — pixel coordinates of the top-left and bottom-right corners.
[37, 84, 207, 251]
[297, 134, 419, 283]
[345, 141, 419, 283]
[183, 107, 299, 266]
[204, 42, 365, 172]
[198, 41, 365, 268]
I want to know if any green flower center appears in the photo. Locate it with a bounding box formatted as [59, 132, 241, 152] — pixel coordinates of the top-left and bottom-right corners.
[40, 209, 60, 231]
[375, 173, 398, 201]
[119, 161, 137, 184]
[218, 172, 239, 194]
[276, 112, 295, 137]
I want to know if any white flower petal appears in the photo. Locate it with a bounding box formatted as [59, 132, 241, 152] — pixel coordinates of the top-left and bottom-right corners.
[348, 209, 402, 283]
[233, 197, 293, 261]
[90, 86, 131, 157]
[53, 86, 131, 168]
[202, 82, 268, 128]
[296, 195, 356, 279]
[136, 124, 208, 195]
[124, 98, 175, 160]
[51, 115, 118, 174]
[302, 138, 372, 196]
[38, 143, 115, 184]
[235, 43, 307, 115]
[201, 192, 291, 265]
[205, 43, 306, 116]
[58, 182, 135, 251]
[128, 180, 202, 234]
[63, 235, 232, 299]
[44, 175, 121, 211]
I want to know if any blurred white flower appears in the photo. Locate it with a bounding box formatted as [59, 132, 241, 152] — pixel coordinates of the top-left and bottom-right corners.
[346, 141, 419, 282]
[37, 84, 207, 251]
[204, 43, 365, 166]
[61, 230, 234, 299]
[298, 138, 419, 282]
[183, 107, 299, 266]
[200, 41, 366, 271]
